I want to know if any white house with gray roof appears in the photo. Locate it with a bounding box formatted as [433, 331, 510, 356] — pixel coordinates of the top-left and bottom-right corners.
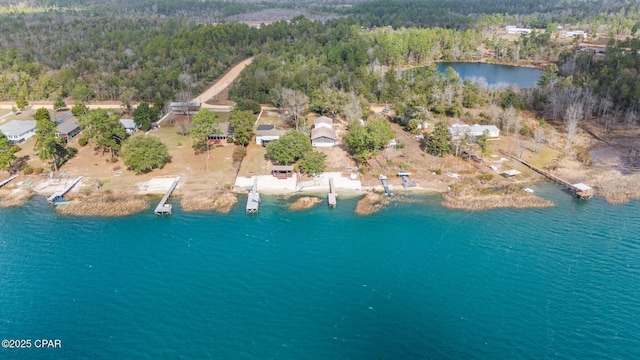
[449, 124, 500, 140]
[0, 120, 37, 143]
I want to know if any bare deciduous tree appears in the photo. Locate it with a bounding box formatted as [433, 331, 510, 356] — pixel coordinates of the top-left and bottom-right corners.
[283, 89, 309, 130]
[564, 103, 583, 154]
[533, 127, 546, 153]
[343, 93, 363, 123]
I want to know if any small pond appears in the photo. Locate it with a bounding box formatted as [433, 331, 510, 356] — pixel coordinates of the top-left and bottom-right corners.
[436, 62, 542, 89]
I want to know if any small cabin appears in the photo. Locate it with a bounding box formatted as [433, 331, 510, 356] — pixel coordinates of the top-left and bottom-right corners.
[272, 165, 294, 179]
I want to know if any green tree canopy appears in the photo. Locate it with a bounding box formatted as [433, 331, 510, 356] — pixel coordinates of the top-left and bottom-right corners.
[79, 109, 126, 157]
[53, 95, 67, 112]
[71, 84, 95, 104]
[265, 130, 312, 165]
[132, 102, 153, 132]
[35, 116, 67, 171]
[299, 150, 327, 174]
[71, 102, 88, 117]
[0, 133, 16, 171]
[228, 110, 255, 146]
[344, 118, 395, 162]
[34, 108, 51, 122]
[189, 109, 219, 154]
[122, 136, 171, 174]
[425, 120, 451, 156]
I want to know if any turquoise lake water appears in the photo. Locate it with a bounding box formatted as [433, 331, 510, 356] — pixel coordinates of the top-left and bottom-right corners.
[437, 62, 543, 89]
[1, 184, 639, 359]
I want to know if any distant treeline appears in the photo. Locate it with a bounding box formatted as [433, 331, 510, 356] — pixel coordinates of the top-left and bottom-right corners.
[345, 0, 640, 30]
[0, 0, 639, 123]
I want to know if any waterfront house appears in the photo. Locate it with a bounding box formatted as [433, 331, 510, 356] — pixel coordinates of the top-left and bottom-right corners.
[449, 124, 500, 140]
[313, 116, 333, 129]
[56, 118, 81, 143]
[53, 112, 74, 124]
[311, 126, 338, 147]
[120, 119, 138, 135]
[207, 122, 234, 143]
[255, 125, 285, 146]
[0, 120, 37, 144]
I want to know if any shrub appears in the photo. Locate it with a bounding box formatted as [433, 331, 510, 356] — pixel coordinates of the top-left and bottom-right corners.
[78, 137, 89, 147]
[33, 167, 44, 175]
[395, 142, 406, 149]
[23, 164, 34, 174]
[477, 173, 493, 181]
[575, 146, 593, 165]
[9, 145, 21, 153]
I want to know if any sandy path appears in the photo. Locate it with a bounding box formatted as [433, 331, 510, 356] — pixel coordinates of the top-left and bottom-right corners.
[0, 57, 254, 110]
[192, 57, 254, 104]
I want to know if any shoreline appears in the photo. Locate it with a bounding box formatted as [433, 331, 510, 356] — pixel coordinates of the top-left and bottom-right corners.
[1, 169, 637, 216]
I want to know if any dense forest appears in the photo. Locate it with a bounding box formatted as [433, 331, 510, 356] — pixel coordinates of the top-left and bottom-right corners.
[0, 0, 638, 127]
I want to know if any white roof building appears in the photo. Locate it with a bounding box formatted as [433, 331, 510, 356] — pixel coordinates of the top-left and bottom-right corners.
[564, 30, 587, 39]
[0, 120, 37, 144]
[449, 124, 500, 139]
[505, 26, 532, 35]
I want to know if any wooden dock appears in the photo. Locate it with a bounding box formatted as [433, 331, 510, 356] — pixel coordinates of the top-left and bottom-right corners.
[246, 177, 260, 214]
[0, 175, 18, 188]
[378, 175, 393, 196]
[47, 176, 84, 203]
[504, 152, 593, 199]
[328, 177, 337, 208]
[398, 172, 417, 188]
[154, 177, 181, 215]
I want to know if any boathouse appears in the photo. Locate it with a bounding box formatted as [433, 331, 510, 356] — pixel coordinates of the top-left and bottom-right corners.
[272, 165, 294, 179]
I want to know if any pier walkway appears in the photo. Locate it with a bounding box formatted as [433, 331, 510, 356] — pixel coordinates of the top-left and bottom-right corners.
[154, 177, 181, 215]
[246, 177, 260, 214]
[398, 172, 417, 188]
[504, 152, 593, 199]
[47, 176, 83, 203]
[378, 175, 393, 196]
[328, 177, 337, 208]
[0, 175, 18, 188]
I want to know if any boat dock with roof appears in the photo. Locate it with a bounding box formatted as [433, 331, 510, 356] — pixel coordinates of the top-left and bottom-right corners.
[504, 152, 593, 199]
